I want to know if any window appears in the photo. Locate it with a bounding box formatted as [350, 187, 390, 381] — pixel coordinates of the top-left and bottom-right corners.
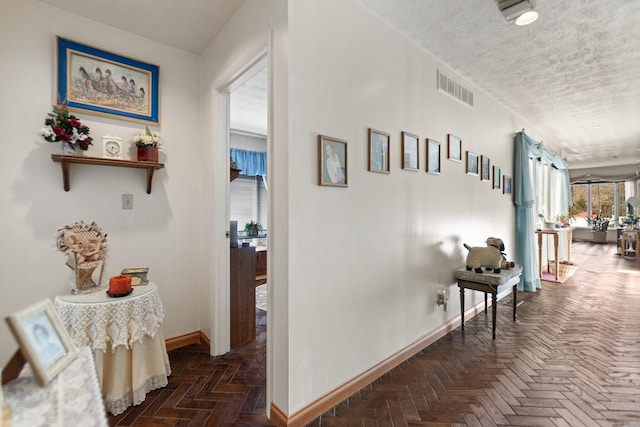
[230, 175, 267, 232]
[569, 181, 627, 228]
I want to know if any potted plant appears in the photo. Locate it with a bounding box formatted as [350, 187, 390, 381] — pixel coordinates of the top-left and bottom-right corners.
[621, 206, 638, 230]
[586, 213, 611, 243]
[133, 126, 162, 161]
[244, 220, 263, 236]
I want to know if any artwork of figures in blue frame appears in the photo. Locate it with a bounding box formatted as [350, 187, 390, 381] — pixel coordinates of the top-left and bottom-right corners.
[57, 37, 159, 124]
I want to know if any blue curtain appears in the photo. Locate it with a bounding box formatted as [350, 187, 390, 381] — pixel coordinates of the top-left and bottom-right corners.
[230, 148, 267, 177]
[513, 132, 571, 291]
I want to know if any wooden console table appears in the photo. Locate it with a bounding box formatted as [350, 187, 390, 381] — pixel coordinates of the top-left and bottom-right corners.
[535, 228, 572, 281]
[455, 265, 522, 339]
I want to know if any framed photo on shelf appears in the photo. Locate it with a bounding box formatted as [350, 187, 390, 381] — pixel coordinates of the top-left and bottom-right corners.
[447, 134, 462, 162]
[481, 155, 490, 181]
[368, 128, 390, 173]
[493, 166, 501, 189]
[5, 299, 77, 386]
[318, 134, 348, 187]
[56, 37, 160, 124]
[503, 175, 512, 194]
[401, 131, 419, 171]
[466, 151, 479, 176]
[426, 139, 441, 174]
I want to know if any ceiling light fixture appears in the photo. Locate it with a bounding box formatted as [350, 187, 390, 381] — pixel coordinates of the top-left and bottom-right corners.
[498, 0, 539, 26]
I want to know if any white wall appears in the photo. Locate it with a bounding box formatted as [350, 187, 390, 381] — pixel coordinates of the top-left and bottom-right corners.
[197, 0, 289, 414]
[0, 0, 202, 366]
[284, 0, 546, 414]
[230, 132, 267, 151]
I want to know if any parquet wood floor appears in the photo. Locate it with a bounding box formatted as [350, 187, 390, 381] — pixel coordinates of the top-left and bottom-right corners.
[109, 242, 640, 426]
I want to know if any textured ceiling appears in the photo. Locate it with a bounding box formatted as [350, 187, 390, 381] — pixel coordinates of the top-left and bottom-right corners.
[230, 68, 268, 137]
[39, 0, 640, 169]
[357, 0, 640, 170]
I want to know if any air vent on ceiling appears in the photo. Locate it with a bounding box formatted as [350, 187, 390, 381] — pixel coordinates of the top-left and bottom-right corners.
[437, 69, 474, 107]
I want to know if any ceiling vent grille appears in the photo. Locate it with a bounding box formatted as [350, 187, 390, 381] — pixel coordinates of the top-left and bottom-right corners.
[437, 69, 474, 107]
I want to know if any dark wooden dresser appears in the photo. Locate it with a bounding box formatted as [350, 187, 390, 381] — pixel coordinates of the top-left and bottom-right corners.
[230, 246, 256, 346]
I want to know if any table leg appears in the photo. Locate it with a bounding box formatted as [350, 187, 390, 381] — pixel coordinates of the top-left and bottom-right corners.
[567, 228, 572, 264]
[484, 293, 487, 313]
[553, 234, 559, 281]
[459, 287, 465, 331]
[537, 232, 543, 278]
[491, 292, 497, 339]
[512, 284, 517, 321]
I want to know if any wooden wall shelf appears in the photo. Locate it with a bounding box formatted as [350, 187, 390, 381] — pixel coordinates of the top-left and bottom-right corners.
[51, 154, 165, 194]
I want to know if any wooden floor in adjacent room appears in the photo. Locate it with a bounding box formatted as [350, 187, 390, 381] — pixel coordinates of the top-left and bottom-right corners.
[109, 242, 640, 426]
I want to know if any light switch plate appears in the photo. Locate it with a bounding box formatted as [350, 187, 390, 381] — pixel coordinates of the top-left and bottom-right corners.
[122, 194, 134, 210]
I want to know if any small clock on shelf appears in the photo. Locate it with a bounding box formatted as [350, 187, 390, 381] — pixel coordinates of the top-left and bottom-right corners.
[102, 136, 123, 159]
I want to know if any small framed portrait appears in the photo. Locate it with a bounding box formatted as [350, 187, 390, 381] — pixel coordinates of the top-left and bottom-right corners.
[5, 299, 77, 386]
[401, 131, 419, 171]
[503, 175, 512, 194]
[447, 134, 462, 162]
[466, 151, 479, 176]
[493, 166, 501, 189]
[480, 155, 490, 182]
[368, 128, 390, 174]
[319, 134, 348, 187]
[426, 139, 441, 174]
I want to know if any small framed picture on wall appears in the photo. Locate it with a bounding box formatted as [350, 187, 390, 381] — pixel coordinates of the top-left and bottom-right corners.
[368, 128, 390, 174]
[401, 131, 419, 171]
[447, 134, 462, 162]
[503, 175, 512, 194]
[466, 151, 479, 176]
[318, 134, 348, 187]
[427, 139, 441, 174]
[481, 155, 490, 182]
[493, 166, 501, 189]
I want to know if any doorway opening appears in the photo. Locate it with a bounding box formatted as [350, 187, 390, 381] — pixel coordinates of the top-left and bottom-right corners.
[228, 60, 269, 347]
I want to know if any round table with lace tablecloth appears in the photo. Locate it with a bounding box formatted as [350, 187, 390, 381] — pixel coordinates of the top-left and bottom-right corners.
[53, 282, 171, 416]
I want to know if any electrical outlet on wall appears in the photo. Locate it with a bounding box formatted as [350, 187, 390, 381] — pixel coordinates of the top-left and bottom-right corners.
[437, 288, 449, 310]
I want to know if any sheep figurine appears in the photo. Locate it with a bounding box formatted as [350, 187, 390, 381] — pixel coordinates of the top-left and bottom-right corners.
[463, 237, 506, 274]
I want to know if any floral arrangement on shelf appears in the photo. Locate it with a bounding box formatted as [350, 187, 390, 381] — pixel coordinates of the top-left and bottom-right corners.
[41, 104, 93, 150]
[133, 126, 162, 147]
[586, 213, 611, 232]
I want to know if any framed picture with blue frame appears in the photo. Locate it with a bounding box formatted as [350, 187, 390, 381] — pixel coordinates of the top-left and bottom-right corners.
[56, 37, 159, 124]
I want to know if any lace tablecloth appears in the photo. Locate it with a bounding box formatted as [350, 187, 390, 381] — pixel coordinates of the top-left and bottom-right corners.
[53, 283, 171, 415]
[54, 283, 165, 351]
[2, 346, 108, 427]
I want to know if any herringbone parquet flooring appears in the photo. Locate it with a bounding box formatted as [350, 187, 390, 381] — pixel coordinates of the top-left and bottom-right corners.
[109, 242, 640, 426]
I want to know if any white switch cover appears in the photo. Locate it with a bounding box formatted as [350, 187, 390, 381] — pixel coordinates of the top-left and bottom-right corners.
[122, 194, 134, 210]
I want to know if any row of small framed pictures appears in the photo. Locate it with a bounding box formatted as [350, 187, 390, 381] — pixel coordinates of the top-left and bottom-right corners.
[318, 130, 512, 194]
